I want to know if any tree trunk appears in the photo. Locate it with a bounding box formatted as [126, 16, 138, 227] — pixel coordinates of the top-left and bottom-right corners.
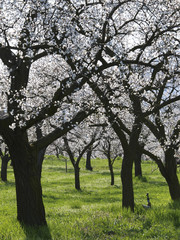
[1, 155, 10, 182]
[86, 148, 93, 171]
[74, 165, 81, 190]
[134, 146, 142, 177]
[121, 116, 142, 211]
[2, 128, 46, 226]
[65, 158, 68, 173]
[121, 151, 134, 212]
[36, 125, 46, 180]
[120, 123, 141, 212]
[167, 177, 180, 200]
[37, 148, 46, 180]
[108, 158, 114, 185]
[164, 148, 180, 200]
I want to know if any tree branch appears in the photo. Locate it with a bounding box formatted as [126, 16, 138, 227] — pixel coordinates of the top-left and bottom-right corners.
[31, 108, 96, 150]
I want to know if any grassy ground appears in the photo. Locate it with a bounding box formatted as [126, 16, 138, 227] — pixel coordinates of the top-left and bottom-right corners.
[0, 156, 180, 239]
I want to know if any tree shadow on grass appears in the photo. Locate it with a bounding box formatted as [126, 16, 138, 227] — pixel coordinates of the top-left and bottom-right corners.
[169, 200, 180, 210]
[22, 224, 52, 240]
[0, 180, 15, 189]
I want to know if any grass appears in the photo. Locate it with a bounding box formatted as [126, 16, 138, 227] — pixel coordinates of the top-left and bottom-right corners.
[0, 156, 180, 239]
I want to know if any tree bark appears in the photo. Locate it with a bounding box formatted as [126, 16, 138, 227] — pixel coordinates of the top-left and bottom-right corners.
[36, 125, 46, 180]
[108, 158, 114, 185]
[86, 148, 93, 171]
[121, 151, 134, 212]
[2, 128, 46, 226]
[120, 116, 142, 212]
[134, 145, 143, 177]
[74, 165, 81, 190]
[1, 155, 10, 182]
[164, 148, 180, 200]
[37, 148, 46, 180]
[167, 177, 180, 200]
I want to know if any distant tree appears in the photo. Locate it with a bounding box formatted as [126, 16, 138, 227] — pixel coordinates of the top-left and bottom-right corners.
[35, 124, 47, 180]
[86, 146, 93, 171]
[63, 127, 98, 190]
[85, 126, 101, 171]
[99, 131, 121, 185]
[0, 144, 11, 182]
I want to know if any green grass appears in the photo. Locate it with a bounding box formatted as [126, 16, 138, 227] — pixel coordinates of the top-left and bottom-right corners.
[0, 156, 180, 239]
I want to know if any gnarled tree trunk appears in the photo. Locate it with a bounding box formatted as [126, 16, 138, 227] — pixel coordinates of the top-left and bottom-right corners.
[2, 128, 46, 226]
